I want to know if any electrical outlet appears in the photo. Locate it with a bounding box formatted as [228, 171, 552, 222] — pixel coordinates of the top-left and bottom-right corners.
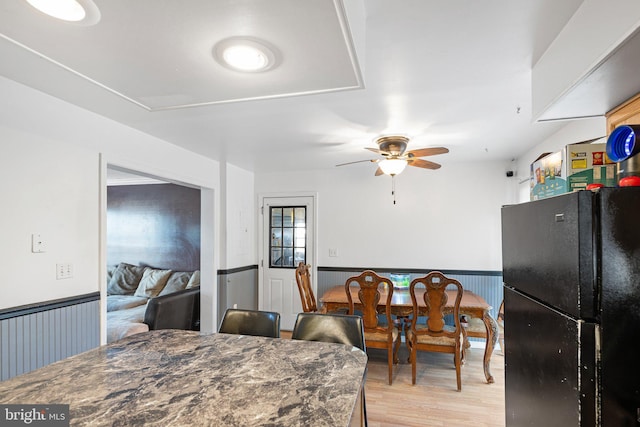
[31, 234, 46, 253]
[329, 248, 338, 257]
[56, 263, 74, 280]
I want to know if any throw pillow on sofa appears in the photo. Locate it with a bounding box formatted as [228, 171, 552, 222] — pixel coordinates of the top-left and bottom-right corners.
[158, 271, 192, 296]
[134, 268, 173, 298]
[186, 270, 200, 288]
[107, 263, 146, 295]
[106, 264, 117, 283]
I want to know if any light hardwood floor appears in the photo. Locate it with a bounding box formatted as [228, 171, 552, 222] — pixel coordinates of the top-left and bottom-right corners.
[364, 344, 505, 427]
[282, 331, 505, 427]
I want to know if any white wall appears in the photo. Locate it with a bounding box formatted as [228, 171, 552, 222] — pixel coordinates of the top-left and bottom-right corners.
[0, 77, 220, 318]
[222, 163, 256, 269]
[0, 126, 98, 309]
[514, 117, 606, 202]
[255, 159, 515, 271]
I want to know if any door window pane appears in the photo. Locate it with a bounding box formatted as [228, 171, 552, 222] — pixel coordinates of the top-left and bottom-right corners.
[283, 248, 294, 267]
[294, 208, 305, 227]
[271, 208, 282, 227]
[271, 248, 282, 266]
[282, 228, 293, 247]
[269, 205, 306, 268]
[283, 207, 294, 227]
[271, 229, 282, 247]
[294, 228, 305, 247]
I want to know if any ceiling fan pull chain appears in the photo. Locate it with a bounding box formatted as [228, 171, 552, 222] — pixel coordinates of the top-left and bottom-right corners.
[391, 175, 397, 204]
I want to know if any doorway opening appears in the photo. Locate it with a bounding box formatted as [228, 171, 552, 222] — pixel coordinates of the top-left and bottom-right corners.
[100, 162, 216, 343]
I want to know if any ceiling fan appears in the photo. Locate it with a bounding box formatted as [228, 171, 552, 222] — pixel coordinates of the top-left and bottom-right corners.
[336, 135, 449, 176]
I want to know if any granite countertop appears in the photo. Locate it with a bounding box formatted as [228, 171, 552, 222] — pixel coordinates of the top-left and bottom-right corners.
[0, 330, 368, 426]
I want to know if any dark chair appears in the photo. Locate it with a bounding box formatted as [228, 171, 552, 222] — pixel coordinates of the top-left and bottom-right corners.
[292, 312, 368, 426]
[144, 287, 200, 331]
[346, 270, 401, 385]
[407, 271, 465, 391]
[218, 308, 281, 338]
[291, 312, 365, 350]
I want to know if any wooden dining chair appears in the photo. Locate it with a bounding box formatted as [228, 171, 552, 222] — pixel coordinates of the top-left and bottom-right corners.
[407, 271, 465, 391]
[461, 299, 504, 355]
[345, 270, 400, 385]
[295, 262, 346, 315]
[218, 308, 281, 338]
[295, 262, 324, 313]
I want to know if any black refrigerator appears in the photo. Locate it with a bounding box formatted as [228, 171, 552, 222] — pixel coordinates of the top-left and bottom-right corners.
[502, 187, 640, 426]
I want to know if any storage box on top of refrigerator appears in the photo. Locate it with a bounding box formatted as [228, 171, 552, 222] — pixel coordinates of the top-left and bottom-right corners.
[566, 141, 617, 192]
[530, 151, 565, 201]
[501, 187, 640, 426]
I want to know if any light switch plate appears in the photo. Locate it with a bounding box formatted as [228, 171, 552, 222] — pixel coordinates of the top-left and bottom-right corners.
[56, 263, 73, 280]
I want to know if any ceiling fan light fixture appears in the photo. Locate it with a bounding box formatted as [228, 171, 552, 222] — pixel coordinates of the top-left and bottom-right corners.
[376, 135, 409, 156]
[214, 37, 279, 73]
[379, 159, 407, 176]
[25, 0, 100, 24]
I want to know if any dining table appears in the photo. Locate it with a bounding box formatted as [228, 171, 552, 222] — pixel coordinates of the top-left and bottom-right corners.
[321, 284, 499, 384]
[0, 329, 368, 426]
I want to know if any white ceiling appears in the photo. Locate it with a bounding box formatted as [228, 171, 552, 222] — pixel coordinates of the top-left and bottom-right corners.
[0, 0, 587, 174]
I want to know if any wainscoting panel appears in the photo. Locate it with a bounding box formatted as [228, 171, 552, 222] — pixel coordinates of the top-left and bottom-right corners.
[0, 294, 100, 381]
[217, 266, 258, 325]
[317, 268, 503, 320]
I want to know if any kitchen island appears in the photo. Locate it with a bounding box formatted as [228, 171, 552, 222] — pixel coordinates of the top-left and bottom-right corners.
[0, 330, 367, 426]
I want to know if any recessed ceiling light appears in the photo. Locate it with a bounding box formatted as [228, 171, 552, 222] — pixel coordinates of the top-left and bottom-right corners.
[25, 0, 100, 25]
[214, 37, 279, 73]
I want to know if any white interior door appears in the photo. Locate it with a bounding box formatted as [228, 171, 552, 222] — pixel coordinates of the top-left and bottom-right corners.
[260, 196, 315, 330]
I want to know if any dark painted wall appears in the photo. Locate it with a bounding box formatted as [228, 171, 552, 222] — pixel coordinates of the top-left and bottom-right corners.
[107, 184, 201, 271]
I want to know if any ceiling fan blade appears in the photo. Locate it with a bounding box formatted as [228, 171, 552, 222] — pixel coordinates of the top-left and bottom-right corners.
[374, 167, 385, 176]
[406, 147, 449, 158]
[365, 147, 383, 154]
[336, 159, 378, 167]
[407, 158, 441, 169]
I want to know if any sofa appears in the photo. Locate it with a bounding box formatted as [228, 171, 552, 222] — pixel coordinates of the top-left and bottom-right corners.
[106, 262, 200, 343]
